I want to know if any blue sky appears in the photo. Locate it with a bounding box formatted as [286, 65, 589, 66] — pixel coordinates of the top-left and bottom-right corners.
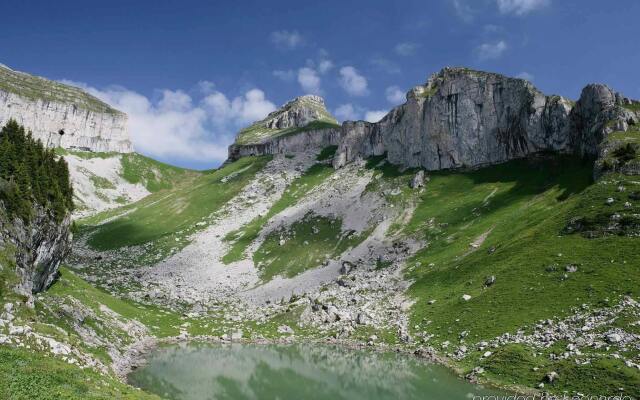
[2, 0, 639, 169]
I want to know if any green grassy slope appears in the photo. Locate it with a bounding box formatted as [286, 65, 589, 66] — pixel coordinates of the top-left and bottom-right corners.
[396, 155, 640, 394]
[222, 161, 335, 264]
[0, 347, 159, 400]
[254, 213, 369, 281]
[78, 156, 271, 263]
[119, 153, 198, 193]
[58, 149, 198, 194]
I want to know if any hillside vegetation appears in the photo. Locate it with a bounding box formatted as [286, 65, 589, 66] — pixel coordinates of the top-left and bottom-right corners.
[0, 120, 73, 221]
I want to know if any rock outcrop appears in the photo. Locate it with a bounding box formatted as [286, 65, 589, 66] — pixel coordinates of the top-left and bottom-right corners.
[263, 95, 333, 130]
[0, 206, 72, 296]
[0, 64, 132, 153]
[334, 67, 574, 169]
[228, 67, 640, 177]
[232, 94, 339, 147]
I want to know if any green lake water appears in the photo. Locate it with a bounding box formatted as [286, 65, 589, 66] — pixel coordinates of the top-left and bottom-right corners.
[128, 343, 506, 400]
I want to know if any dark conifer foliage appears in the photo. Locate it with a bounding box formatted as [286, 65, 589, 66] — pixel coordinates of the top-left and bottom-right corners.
[0, 120, 73, 222]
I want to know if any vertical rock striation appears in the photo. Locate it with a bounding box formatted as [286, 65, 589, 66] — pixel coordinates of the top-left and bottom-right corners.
[0, 206, 72, 296]
[228, 67, 640, 177]
[334, 67, 574, 169]
[0, 64, 132, 153]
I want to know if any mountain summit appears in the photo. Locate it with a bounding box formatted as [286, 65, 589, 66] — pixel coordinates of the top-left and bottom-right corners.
[0, 64, 132, 153]
[234, 94, 339, 145]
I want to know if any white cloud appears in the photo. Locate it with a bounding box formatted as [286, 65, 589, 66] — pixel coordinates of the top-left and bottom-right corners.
[516, 71, 534, 81]
[158, 89, 192, 112]
[475, 40, 508, 60]
[297, 67, 322, 94]
[196, 80, 215, 94]
[385, 86, 406, 104]
[395, 42, 420, 56]
[371, 57, 401, 74]
[60, 80, 276, 165]
[496, 0, 549, 15]
[273, 69, 295, 82]
[270, 30, 305, 50]
[451, 0, 476, 22]
[339, 66, 369, 96]
[364, 110, 388, 123]
[334, 104, 360, 121]
[317, 59, 334, 74]
[334, 104, 386, 123]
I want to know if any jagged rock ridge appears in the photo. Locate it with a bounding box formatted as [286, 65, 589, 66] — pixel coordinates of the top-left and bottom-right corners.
[0, 64, 133, 153]
[228, 67, 640, 176]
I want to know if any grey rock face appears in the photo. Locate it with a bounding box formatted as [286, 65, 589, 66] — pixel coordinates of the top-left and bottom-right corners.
[263, 95, 329, 130]
[0, 64, 132, 153]
[234, 94, 338, 146]
[571, 83, 640, 178]
[409, 170, 425, 188]
[228, 67, 639, 178]
[0, 206, 72, 295]
[335, 67, 574, 170]
[228, 127, 343, 161]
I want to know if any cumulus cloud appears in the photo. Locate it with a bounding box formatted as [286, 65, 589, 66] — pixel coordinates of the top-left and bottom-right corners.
[451, 0, 476, 22]
[385, 86, 406, 104]
[334, 104, 359, 121]
[60, 80, 276, 166]
[339, 66, 369, 96]
[364, 110, 388, 123]
[516, 71, 534, 81]
[273, 69, 295, 82]
[317, 59, 334, 74]
[297, 67, 322, 94]
[475, 40, 508, 60]
[496, 0, 550, 15]
[270, 30, 305, 50]
[395, 42, 420, 56]
[196, 80, 216, 94]
[334, 103, 387, 123]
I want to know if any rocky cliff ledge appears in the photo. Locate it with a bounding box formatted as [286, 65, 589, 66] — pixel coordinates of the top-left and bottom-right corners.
[0, 206, 72, 296]
[228, 95, 340, 159]
[0, 64, 132, 153]
[228, 67, 640, 175]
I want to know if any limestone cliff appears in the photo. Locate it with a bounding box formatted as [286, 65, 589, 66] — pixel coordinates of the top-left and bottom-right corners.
[334, 67, 574, 169]
[0, 206, 72, 296]
[0, 64, 132, 153]
[229, 67, 640, 177]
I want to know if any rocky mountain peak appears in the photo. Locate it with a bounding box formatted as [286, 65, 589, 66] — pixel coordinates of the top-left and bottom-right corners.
[234, 94, 338, 145]
[262, 94, 333, 130]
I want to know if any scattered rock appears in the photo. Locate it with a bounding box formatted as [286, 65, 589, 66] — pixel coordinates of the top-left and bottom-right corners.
[340, 261, 355, 275]
[607, 333, 623, 343]
[277, 325, 294, 335]
[544, 371, 559, 383]
[565, 265, 578, 273]
[606, 197, 615, 205]
[484, 275, 496, 287]
[410, 170, 426, 189]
